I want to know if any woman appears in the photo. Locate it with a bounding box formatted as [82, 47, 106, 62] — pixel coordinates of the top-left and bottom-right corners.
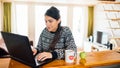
[32, 6, 77, 61]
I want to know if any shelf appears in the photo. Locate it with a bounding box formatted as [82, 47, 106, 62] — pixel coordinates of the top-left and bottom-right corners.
[99, 1, 120, 4]
[107, 18, 120, 21]
[104, 10, 120, 12]
[91, 42, 108, 51]
[98, 1, 120, 48]
[109, 37, 120, 39]
[108, 27, 120, 29]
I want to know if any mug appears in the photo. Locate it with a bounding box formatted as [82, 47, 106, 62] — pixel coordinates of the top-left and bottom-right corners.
[65, 50, 75, 63]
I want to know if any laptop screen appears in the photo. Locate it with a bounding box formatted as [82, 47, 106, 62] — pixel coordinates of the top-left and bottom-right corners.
[1, 31, 36, 66]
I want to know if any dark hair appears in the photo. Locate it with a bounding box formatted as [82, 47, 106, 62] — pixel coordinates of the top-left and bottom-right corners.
[45, 6, 60, 20]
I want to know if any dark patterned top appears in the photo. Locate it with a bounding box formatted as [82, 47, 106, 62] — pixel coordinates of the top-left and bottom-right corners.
[36, 26, 77, 59]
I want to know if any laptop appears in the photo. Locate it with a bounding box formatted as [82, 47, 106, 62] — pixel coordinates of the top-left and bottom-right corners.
[1, 31, 53, 67]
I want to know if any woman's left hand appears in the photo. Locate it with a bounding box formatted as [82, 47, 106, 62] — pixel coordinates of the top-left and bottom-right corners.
[37, 52, 52, 61]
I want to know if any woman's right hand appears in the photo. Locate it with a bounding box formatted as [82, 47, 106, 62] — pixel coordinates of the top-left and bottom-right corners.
[31, 46, 37, 55]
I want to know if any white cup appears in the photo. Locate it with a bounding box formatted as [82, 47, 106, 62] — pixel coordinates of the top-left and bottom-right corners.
[65, 50, 75, 63]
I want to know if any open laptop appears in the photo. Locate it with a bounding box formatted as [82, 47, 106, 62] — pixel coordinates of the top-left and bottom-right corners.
[1, 31, 53, 67]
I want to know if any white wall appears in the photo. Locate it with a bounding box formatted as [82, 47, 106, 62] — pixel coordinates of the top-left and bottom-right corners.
[94, 4, 110, 34]
[94, 3, 120, 41]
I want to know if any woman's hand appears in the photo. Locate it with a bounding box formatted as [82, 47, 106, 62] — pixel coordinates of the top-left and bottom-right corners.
[37, 52, 52, 61]
[31, 46, 37, 55]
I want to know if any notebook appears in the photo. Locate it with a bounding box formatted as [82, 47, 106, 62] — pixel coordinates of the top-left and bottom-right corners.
[1, 31, 53, 67]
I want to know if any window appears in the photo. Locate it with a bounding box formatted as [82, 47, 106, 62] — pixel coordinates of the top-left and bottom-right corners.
[14, 4, 28, 36]
[12, 2, 88, 48]
[56, 6, 67, 26]
[35, 6, 49, 45]
[73, 6, 87, 48]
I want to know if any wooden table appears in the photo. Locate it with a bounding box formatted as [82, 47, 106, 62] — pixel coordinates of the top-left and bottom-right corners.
[0, 58, 31, 68]
[43, 50, 120, 68]
[0, 50, 120, 68]
[85, 50, 120, 67]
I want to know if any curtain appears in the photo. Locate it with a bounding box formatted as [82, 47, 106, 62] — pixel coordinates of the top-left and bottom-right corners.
[3, 2, 11, 32]
[88, 6, 94, 37]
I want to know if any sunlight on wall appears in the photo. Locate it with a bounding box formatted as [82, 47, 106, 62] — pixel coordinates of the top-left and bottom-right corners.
[11, 2, 88, 49]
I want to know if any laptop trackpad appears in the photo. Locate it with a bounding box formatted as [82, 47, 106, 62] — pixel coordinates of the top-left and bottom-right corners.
[35, 57, 53, 66]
